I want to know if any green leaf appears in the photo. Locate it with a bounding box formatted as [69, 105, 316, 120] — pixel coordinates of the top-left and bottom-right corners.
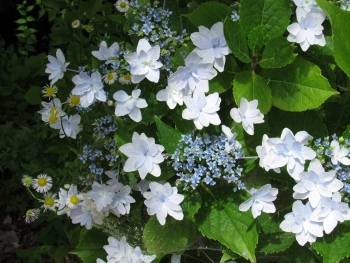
[182, 191, 201, 218]
[26, 16, 36, 22]
[312, 221, 350, 263]
[15, 18, 27, 24]
[267, 108, 328, 138]
[184, 2, 233, 28]
[210, 71, 235, 94]
[71, 228, 108, 263]
[257, 232, 295, 254]
[195, 186, 258, 262]
[233, 71, 272, 114]
[316, 0, 350, 77]
[248, 25, 266, 52]
[261, 58, 338, 111]
[260, 37, 296, 68]
[143, 217, 200, 255]
[154, 116, 182, 154]
[24, 86, 42, 105]
[240, 0, 290, 42]
[224, 19, 250, 63]
[342, 125, 350, 140]
[16, 246, 51, 263]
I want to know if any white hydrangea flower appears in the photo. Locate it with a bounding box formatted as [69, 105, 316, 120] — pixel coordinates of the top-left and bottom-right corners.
[293, 159, 343, 208]
[85, 182, 115, 212]
[71, 71, 106, 108]
[156, 82, 189, 109]
[221, 125, 241, 153]
[124, 38, 163, 83]
[92, 41, 120, 64]
[239, 184, 278, 218]
[119, 132, 165, 179]
[280, 200, 323, 246]
[57, 187, 70, 216]
[168, 52, 217, 93]
[330, 140, 350, 165]
[59, 114, 82, 139]
[311, 192, 350, 234]
[256, 128, 316, 180]
[143, 182, 184, 225]
[230, 98, 264, 135]
[109, 184, 135, 216]
[103, 236, 156, 263]
[45, 48, 70, 84]
[182, 90, 221, 130]
[190, 22, 231, 72]
[287, 7, 326, 51]
[293, 0, 318, 12]
[113, 89, 148, 122]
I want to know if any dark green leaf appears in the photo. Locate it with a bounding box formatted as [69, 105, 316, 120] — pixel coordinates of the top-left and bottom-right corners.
[154, 116, 182, 154]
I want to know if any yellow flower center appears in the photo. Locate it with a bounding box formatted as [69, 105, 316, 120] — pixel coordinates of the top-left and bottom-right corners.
[44, 197, 55, 207]
[26, 209, 34, 216]
[120, 2, 127, 8]
[107, 73, 115, 81]
[73, 20, 79, 26]
[48, 114, 58, 124]
[38, 178, 47, 187]
[49, 107, 58, 115]
[70, 96, 80, 106]
[45, 87, 56, 96]
[124, 73, 131, 81]
[70, 195, 79, 205]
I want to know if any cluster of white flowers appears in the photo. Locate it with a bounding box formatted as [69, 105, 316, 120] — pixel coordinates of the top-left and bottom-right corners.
[287, 0, 327, 51]
[252, 128, 350, 246]
[97, 236, 156, 263]
[56, 171, 135, 229]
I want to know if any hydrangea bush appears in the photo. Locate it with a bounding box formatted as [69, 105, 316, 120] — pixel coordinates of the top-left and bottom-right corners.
[22, 0, 350, 262]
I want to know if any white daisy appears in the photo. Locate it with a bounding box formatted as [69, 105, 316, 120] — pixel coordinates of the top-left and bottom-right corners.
[115, 0, 130, 12]
[71, 20, 80, 28]
[41, 192, 58, 212]
[118, 73, 132, 85]
[32, 174, 53, 193]
[104, 72, 118, 84]
[42, 84, 58, 99]
[24, 209, 40, 223]
[67, 94, 81, 107]
[21, 175, 33, 187]
[65, 185, 82, 209]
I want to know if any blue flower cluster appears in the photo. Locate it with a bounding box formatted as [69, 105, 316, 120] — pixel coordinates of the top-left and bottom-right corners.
[78, 115, 119, 184]
[171, 132, 246, 191]
[128, 0, 189, 72]
[312, 135, 350, 196]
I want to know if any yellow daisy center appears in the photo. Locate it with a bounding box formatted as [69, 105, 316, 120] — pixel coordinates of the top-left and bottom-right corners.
[124, 73, 131, 81]
[70, 195, 79, 205]
[44, 197, 55, 207]
[120, 2, 127, 8]
[26, 209, 34, 216]
[49, 107, 58, 115]
[45, 87, 56, 96]
[70, 96, 80, 106]
[38, 178, 47, 186]
[107, 73, 115, 81]
[48, 114, 58, 124]
[73, 20, 79, 26]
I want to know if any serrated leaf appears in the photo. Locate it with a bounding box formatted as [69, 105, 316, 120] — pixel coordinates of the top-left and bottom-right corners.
[260, 37, 296, 68]
[184, 2, 232, 28]
[195, 186, 258, 262]
[24, 86, 42, 105]
[261, 58, 338, 112]
[143, 217, 200, 255]
[233, 71, 272, 114]
[71, 228, 108, 263]
[317, 0, 350, 78]
[257, 232, 295, 254]
[312, 221, 350, 263]
[154, 116, 182, 154]
[182, 191, 201, 218]
[248, 25, 266, 52]
[240, 0, 290, 42]
[224, 19, 250, 63]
